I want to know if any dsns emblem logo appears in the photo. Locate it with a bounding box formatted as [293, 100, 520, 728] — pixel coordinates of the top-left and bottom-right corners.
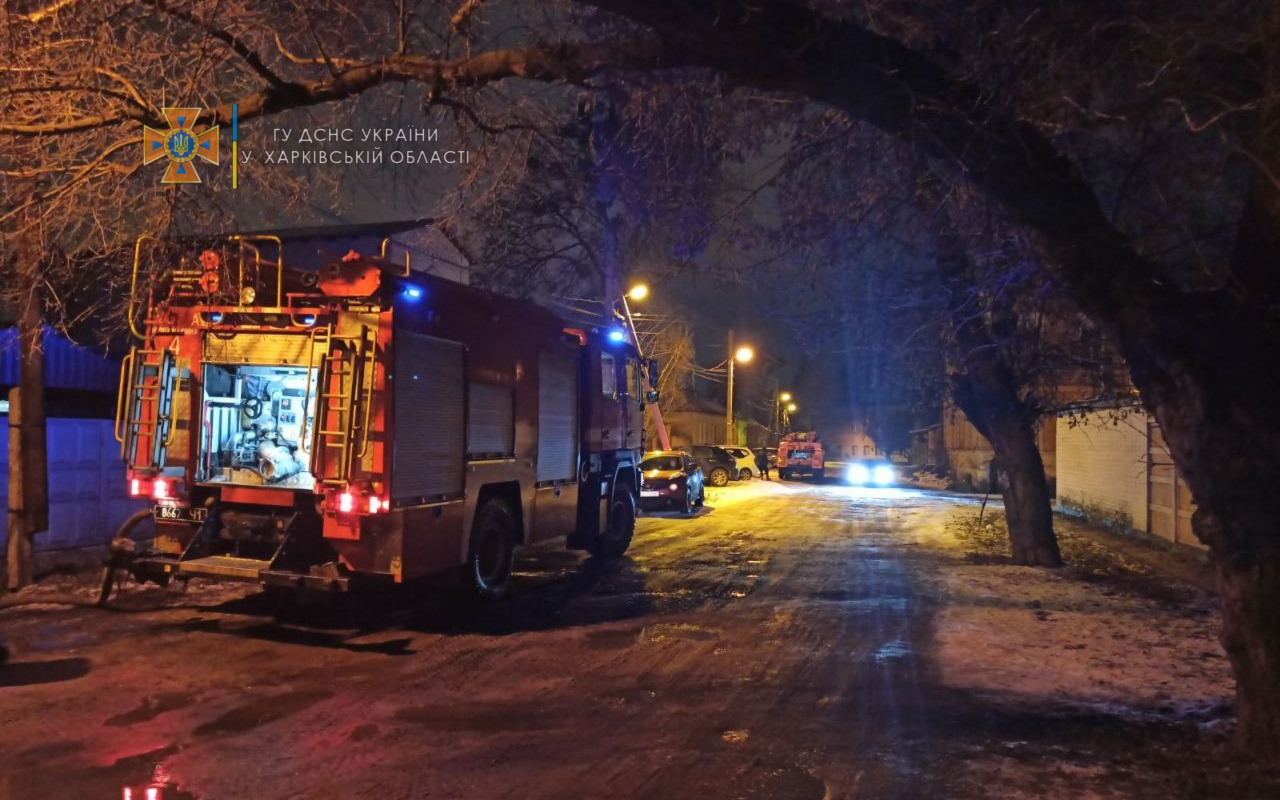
[143, 108, 219, 184]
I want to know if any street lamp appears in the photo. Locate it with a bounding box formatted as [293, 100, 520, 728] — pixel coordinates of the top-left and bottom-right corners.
[725, 330, 754, 445]
[775, 390, 793, 434]
[775, 389, 797, 436]
[618, 282, 671, 450]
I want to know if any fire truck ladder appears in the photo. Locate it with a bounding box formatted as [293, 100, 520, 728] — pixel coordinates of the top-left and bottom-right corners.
[309, 324, 377, 486]
[115, 346, 179, 469]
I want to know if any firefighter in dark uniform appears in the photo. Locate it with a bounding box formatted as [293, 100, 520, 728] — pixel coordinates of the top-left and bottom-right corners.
[754, 448, 771, 481]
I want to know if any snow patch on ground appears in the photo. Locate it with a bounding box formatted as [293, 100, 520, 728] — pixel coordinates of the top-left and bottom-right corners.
[928, 511, 1238, 797]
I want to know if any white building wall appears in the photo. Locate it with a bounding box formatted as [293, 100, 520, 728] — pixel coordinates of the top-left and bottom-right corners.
[1055, 410, 1150, 531]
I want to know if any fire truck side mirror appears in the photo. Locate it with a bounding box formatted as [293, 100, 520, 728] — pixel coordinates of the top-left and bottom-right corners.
[646, 389, 660, 404]
[647, 359, 659, 388]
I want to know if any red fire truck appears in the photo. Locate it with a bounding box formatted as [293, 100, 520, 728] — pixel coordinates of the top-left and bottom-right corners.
[111, 235, 650, 598]
[776, 431, 825, 481]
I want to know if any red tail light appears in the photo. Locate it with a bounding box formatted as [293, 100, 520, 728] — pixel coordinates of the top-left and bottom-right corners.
[152, 479, 170, 500]
[130, 478, 143, 497]
[331, 492, 388, 515]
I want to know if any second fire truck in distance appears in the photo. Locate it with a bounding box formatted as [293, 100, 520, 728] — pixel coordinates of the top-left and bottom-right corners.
[776, 431, 825, 481]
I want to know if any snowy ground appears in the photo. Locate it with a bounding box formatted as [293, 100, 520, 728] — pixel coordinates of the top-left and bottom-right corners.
[1, 480, 1275, 799]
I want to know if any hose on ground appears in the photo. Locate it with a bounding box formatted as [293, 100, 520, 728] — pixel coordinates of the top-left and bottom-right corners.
[0, 508, 153, 612]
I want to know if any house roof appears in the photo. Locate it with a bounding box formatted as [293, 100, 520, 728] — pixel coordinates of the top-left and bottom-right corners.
[227, 218, 434, 240]
[0, 327, 120, 393]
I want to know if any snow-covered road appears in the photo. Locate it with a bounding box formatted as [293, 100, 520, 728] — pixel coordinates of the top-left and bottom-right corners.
[0, 481, 1269, 799]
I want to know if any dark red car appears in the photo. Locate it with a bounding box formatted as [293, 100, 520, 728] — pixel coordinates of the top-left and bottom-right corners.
[639, 451, 705, 515]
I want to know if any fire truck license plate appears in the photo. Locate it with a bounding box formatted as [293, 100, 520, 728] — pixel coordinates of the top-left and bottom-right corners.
[153, 505, 208, 523]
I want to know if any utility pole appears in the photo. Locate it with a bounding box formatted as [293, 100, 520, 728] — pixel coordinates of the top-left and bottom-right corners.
[6, 237, 49, 590]
[773, 377, 781, 436]
[620, 291, 671, 450]
[725, 328, 735, 446]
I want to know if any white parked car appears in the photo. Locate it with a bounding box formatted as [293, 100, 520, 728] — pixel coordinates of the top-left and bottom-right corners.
[720, 446, 759, 480]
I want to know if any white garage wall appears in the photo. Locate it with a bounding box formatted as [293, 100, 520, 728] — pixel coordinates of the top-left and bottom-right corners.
[1055, 409, 1151, 532]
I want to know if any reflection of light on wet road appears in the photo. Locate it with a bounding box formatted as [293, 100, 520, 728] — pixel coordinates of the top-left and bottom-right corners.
[122, 782, 185, 800]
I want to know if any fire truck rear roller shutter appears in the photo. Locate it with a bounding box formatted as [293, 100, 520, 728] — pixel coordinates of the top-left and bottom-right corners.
[392, 332, 465, 502]
[537, 349, 578, 483]
[203, 332, 322, 366]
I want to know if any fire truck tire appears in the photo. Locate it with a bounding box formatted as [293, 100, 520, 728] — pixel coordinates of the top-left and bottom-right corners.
[591, 490, 635, 559]
[708, 467, 730, 487]
[778, 469, 791, 481]
[466, 500, 517, 599]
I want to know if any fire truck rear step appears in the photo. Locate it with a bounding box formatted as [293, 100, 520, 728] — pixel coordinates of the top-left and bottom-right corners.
[179, 555, 274, 580]
[131, 556, 350, 591]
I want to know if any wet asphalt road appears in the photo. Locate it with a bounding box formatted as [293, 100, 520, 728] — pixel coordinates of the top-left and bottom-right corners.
[0, 480, 965, 800]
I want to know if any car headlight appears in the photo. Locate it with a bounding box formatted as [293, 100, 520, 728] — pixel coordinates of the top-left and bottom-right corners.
[873, 465, 895, 485]
[669, 483, 679, 491]
[847, 463, 870, 484]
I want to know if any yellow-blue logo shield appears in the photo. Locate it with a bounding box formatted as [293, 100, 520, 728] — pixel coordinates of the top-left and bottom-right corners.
[143, 108, 219, 184]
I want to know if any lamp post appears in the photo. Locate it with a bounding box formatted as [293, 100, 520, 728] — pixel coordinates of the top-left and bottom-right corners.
[776, 390, 794, 435]
[619, 283, 671, 450]
[725, 329, 754, 445]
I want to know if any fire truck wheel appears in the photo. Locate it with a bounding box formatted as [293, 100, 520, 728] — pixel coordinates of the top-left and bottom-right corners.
[778, 469, 790, 481]
[591, 490, 635, 559]
[708, 467, 730, 487]
[466, 500, 517, 599]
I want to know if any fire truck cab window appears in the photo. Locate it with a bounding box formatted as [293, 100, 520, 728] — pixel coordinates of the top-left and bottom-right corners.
[198, 364, 317, 489]
[601, 353, 617, 397]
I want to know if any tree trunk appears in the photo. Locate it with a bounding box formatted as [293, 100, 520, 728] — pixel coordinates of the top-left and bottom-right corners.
[952, 367, 1063, 568]
[933, 198, 1062, 568]
[1215, 546, 1280, 758]
[5, 255, 48, 590]
[985, 415, 1061, 567]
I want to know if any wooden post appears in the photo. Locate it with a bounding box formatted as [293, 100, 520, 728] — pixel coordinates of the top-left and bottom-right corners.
[5, 256, 48, 589]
